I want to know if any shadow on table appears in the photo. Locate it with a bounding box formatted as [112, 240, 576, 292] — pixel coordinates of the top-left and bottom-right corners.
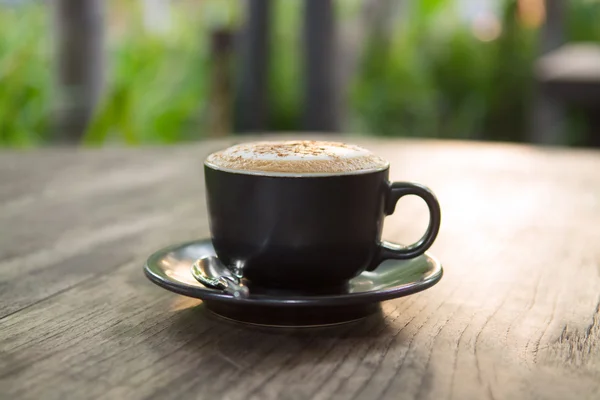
[140, 300, 434, 398]
[161, 301, 416, 369]
[177, 303, 397, 335]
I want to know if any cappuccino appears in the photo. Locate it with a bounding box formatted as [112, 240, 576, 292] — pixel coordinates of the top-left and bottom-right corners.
[205, 140, 389, 176]
[203, 139, 441, 290]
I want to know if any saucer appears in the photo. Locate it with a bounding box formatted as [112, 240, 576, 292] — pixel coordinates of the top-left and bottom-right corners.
[144, 239, 443, 326]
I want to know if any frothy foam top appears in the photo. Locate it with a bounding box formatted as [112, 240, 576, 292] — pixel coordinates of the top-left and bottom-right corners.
[205, 140, 389, 176]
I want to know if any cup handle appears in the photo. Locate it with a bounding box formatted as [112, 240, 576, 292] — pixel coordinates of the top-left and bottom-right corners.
[368, 182, 441, 270]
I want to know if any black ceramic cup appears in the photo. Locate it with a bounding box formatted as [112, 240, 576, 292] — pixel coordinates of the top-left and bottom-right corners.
[204, 143, 441, 292]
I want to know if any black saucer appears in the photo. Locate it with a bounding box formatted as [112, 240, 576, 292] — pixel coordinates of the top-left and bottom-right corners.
[144, 239, 443, 327]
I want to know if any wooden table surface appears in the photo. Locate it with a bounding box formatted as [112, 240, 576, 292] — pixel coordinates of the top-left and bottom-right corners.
[1, 138, 600, 400]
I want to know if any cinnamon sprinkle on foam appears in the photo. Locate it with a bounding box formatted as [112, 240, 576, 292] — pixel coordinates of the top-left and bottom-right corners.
[206, 140, 388, 175]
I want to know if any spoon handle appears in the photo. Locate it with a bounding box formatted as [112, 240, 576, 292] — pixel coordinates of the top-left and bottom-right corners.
[190, 257, 250, 299]
[219, 276, 250, 299]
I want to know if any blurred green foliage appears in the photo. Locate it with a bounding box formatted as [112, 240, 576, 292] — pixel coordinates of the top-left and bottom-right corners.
[267, 0, 302, 131]
[0, 5, 50, 147]
[351, 0, 600, 143]
[0, 0, 599, 147]
[85, 2, 211, 145]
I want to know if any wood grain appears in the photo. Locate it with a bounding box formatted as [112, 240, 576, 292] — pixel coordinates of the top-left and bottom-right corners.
[1, 138, 600, 400]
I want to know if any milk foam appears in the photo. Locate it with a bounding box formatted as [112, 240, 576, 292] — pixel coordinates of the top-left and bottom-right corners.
[205, 140, 389, 176]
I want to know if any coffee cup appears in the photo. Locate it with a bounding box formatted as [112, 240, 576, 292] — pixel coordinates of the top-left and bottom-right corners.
[204, 140, 441, 291]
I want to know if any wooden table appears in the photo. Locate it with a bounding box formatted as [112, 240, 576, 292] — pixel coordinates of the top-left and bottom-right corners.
[1, 138, 600, 400]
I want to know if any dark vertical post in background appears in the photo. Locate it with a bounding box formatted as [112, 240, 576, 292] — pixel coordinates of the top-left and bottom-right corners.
[531, 0, 565, 144]
[235, 0, 270, 133]
[54, 0, 105, 143]
[303, 0, 338, 132]
[539, 0, 565, 54]
[208, 30, 234, 137]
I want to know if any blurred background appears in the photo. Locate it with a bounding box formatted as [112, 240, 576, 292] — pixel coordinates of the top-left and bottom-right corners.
[1, 0, 599, 148]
